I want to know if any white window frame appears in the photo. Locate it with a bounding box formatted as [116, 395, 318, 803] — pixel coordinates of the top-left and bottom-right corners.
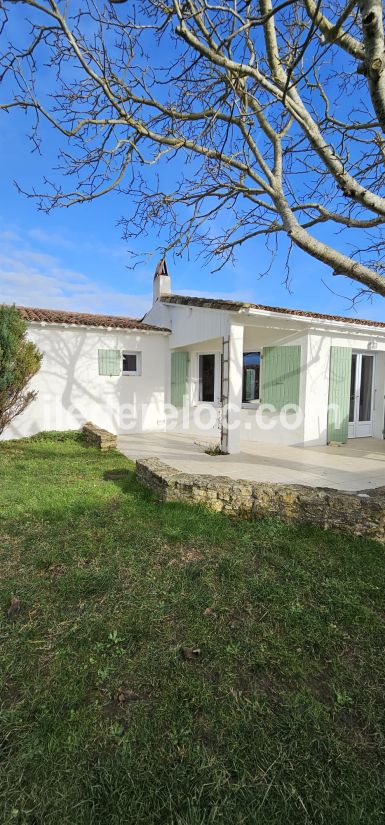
[122, 351, 142, 376]
[195, 351, 222, 405]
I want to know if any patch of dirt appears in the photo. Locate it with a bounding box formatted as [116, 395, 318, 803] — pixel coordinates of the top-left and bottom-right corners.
[167, 544, 204, 567]
[204, 668, 221, 688]
[1, 680, 24, 709]
[76, 557, 96, 569]
[181, 547, 203, 563]
[306, 671, 334, 705]
[47, 563, 68, 579]
[192, 713, 218, 749]
[237, 668, 285, 702]
[116, 687, 141, 703]
[103, 470, 131, 481]
[101, 685, 146, 719]
[335, 709, 383, 760]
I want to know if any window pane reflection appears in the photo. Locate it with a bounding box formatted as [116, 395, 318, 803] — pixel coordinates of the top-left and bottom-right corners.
[359, 356, 373, 422]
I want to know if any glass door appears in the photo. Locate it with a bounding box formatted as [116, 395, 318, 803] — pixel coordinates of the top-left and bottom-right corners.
[348, 353, 375, 438]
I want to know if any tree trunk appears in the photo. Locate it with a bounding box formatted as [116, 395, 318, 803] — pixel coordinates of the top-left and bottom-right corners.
[358, 0, 385, 133]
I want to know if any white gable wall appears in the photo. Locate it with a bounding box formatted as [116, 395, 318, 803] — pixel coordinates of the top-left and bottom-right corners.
[146, 300, 230, 348]
[1, 323, 169, 440]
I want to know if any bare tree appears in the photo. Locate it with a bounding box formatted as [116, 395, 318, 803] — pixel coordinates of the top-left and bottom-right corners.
[2, 0, 385, 298]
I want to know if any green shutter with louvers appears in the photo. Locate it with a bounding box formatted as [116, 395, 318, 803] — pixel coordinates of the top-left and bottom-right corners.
[98, 349, 121, 376]
[327, 346, 352, 443]
[260, 346, 301, 410]
[171, 351, 188, 407]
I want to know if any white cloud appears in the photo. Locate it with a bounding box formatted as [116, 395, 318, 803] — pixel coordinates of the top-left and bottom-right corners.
[27, 226, 129, 259]
[0, 222, 253, 319]
[0, 229, 22, 243]
[27, 228, 75, 248]
[0, 231, 152, 317]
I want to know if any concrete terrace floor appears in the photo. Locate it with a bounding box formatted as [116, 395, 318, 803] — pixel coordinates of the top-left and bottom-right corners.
[118, 433, 385, 492]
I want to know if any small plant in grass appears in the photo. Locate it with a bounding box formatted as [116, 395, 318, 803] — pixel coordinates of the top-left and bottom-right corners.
[204, 442, 227, 456]
[335, 690, 354, 708]
[0, 305, 42, 435]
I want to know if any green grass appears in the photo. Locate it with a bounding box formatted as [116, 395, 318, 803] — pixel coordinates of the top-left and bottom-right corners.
[1, 433, 385, 825]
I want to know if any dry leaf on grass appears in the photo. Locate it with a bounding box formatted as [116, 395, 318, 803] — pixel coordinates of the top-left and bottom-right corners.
[181, 647, 201, 660]
[203, 607, 216, 618]
[7, 596, 20, 618]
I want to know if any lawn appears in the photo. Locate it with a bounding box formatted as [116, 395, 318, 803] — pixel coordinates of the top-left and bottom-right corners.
[0, 433, 385, 825]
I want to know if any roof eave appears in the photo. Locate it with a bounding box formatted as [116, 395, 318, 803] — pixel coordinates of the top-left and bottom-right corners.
[161, 296, 385, 335]
[26, 319, 171, 334]
[240, 306, 385, 334]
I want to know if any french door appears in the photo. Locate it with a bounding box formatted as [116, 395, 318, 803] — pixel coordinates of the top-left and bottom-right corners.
[348, 353, 375, 438]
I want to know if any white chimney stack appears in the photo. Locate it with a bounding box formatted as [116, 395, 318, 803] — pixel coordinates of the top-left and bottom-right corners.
[153, 258, 171, 303]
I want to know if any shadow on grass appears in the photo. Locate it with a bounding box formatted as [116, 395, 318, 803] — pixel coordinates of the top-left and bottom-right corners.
[103, 468, 134, 489]
[2, 438, 385, 824]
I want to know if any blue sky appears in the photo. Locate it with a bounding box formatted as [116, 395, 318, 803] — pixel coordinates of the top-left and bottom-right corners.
[1, 95, 385, 322]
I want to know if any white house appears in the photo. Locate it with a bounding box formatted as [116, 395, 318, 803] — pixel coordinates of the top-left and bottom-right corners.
[3, 259, 385, 453]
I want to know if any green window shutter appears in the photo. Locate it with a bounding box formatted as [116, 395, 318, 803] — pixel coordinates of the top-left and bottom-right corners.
[171, 351, 188, 407]
[98, 349, 121, 376]
[327, 346, 352, 443]
[260, 346, 301, 410]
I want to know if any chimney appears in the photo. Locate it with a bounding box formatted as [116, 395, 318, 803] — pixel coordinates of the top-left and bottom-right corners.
[153, 258, 171, 303]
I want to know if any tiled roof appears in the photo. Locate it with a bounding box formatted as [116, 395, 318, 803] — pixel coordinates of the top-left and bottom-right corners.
[16, 305, 170, 333]
[162, 294, 385, 330]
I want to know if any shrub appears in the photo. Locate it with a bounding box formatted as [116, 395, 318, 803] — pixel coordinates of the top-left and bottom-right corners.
[0, 305, 42, 435]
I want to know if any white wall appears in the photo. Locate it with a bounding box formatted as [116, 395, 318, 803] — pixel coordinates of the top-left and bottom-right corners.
[145, 289, 385, 447]
[168, 318, 308, 446]
[1, 323, 169, 440]
[303, 328, 385, 446]
[165, 338, 222, 439]
[166, 311, 385, 448]
[10, 306, 385, 448]
[242, 323, 307, 446]
[146, 301, 231, 348]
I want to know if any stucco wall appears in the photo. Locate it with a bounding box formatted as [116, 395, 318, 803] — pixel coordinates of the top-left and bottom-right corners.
[168, 324, 308, 445]
[1, 323, 169, 440]
[303, 329, 385, 446]
[146, 299, 385, 447]
[5, 301, 385, 448]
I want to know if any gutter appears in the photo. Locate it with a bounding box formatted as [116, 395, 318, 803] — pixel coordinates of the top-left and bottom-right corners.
[238, 306, 385, 336]
[26, 320, 171, 335]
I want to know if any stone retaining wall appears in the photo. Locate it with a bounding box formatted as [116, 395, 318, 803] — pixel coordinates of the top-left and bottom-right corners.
[83, 422, 117, 451]
[136, 458, 385, 543]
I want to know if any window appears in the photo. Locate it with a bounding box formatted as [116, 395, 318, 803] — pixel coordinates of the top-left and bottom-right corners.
[199, 353, 215, 402]
[242, 351, 260, 403]
[122, 351, 141, 376]
[98, 349, 121, 376]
